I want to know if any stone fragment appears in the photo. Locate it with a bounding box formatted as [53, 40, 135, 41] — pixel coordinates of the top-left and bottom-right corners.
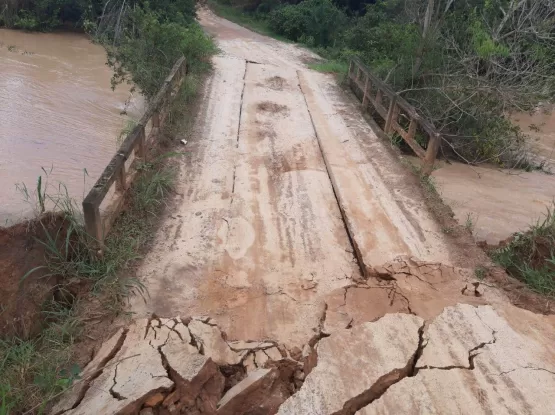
[144, 393, 164, 407]
[254, 349, 269, 367]
[277, 314, 424, 415]
[289, 346, 302, 361]
[264, 347, 283, 361]
[217, 368, 290, 415]
[139, 409, 154, 415]
[188, 320, 241, 365]
[243, 353, 257, 373]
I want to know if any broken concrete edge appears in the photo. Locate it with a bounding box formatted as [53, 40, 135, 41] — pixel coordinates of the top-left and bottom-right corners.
[55, 304, 552, 415]
[51, 313, 312, 415]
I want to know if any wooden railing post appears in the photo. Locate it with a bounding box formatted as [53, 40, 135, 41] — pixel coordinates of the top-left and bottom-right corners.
[375, 89, 383, 107]
[83, 201, 103, 244]
[423, 132, 441, 175]
[384, 96, 398, 134]
[135, 126, 146, 160]
[362, 75, 370, 107]
[115, 162, 126, 192]
[348, 60, 354, 78]
[407, 118, 417, 141]
[152, 111, 160, 129]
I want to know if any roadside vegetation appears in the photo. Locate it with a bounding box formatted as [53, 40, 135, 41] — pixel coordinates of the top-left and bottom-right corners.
[210, 0, 555, 168]
[493, 207, 555, 297]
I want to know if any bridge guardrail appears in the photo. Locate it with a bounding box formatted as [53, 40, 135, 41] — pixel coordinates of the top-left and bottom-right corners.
[82, 56, 187, 244]
[348, 57, 440, 175]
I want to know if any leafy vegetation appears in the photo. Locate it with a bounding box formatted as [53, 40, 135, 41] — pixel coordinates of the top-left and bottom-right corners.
[493, 207, 555, 296]
[212, 0, 555, 168]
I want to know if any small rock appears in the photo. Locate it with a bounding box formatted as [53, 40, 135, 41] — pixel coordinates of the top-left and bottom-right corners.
[264, 347, 283, 362]
[217, 368, 289, 415]
[243, 353, 257, 373]
[180, 139, 188, 145]
[144, 392, 165, 407]
[188, 320, 241, 365]
[139, 408, 155, 415]
[254, 350, 269, 367]
[289, 346, 302, 361]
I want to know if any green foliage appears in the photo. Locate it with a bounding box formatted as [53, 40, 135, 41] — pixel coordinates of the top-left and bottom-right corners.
[470, 20, 509, 59]
[0, 305, 80, 414]
[105, 6, 216, 99]
[493, 206, 555, 296]
[0, 0, 100, 31]
[268, 0, 348, 47]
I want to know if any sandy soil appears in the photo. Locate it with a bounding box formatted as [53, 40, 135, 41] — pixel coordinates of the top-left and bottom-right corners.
[129, 9, 550, 351]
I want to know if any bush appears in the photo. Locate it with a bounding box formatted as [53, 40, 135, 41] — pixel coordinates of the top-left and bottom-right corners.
[269, 0, 347, 47]
[106, 6, 217, 99]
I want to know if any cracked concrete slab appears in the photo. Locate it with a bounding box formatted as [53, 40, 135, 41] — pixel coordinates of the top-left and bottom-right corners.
[277, 314, 424, 414]
[63, 319, 173, 415]
[188, 319, 242, 365]
[360, 305, 555, 414]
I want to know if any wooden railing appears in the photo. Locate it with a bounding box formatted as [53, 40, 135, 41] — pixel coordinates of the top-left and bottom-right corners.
[82, 56, 187, 244]
[348, 57, 440, 175]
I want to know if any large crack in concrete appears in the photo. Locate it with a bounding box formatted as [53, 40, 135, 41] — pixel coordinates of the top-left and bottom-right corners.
[296, 69, 367, 280]
[332, 322, 427, 415]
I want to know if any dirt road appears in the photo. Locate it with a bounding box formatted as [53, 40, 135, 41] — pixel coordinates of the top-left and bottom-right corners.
[129, 9, 465, 346]
[65, 9, 555, 415]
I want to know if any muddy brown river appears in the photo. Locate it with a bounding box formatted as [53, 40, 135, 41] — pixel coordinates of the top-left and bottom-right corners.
[0, 29, 142, 225]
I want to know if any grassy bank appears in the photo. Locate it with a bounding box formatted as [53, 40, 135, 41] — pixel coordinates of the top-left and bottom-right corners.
[0, 76, 205, 413]
[492, 208, 555, 297]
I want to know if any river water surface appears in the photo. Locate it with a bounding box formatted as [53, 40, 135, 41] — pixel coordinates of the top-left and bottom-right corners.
[0, 29, 142, 225]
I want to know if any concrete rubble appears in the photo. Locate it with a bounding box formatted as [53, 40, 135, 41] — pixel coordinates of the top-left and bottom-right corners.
[52, 304, 555, 415]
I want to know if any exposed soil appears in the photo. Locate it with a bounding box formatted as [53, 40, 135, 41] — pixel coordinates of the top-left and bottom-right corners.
[0, 214, 65, 338]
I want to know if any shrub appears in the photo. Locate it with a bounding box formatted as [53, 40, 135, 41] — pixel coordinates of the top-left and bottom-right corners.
[269, 0, 347, 47]
[106, 6, 217, 99]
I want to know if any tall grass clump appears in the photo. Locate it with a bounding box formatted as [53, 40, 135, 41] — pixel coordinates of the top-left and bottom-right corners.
[493, 206, 555, 296]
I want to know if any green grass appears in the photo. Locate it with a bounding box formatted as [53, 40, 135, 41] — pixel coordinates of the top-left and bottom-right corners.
[0, 303, 80, 414]
[308, 60, 348, 74]
[492, 206, 555, 296]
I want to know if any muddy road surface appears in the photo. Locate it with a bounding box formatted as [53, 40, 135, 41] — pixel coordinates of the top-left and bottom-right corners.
[130, 9, 462, 347]
[72, 9, 555, 415]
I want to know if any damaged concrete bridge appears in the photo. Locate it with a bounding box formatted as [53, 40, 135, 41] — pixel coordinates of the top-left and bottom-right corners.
[53, 8, 555, 415]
